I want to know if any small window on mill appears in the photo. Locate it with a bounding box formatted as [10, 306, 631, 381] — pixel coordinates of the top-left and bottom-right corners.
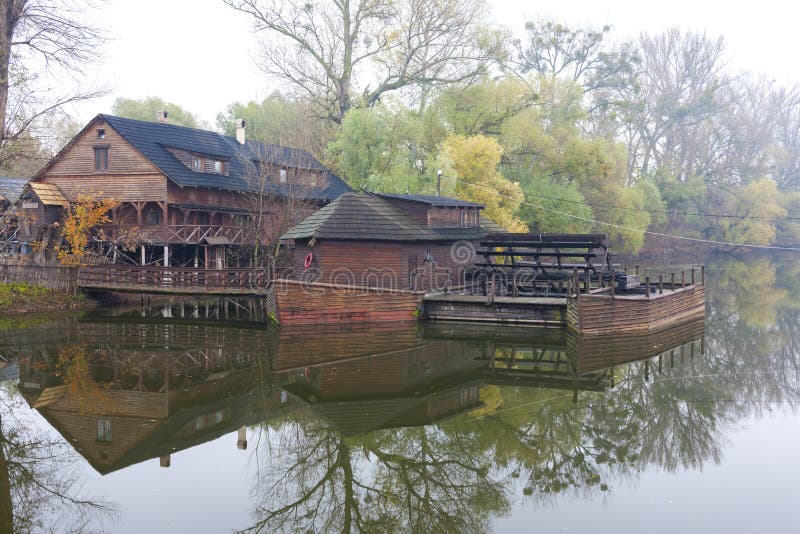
[97, 418, 112, 442]
[97, 129, 106, 140]
[93, 146, 109, 171]
[279, 169, 287, 183]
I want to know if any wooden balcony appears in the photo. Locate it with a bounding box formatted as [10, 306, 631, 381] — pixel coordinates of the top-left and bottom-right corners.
[98, 224, 260, 245]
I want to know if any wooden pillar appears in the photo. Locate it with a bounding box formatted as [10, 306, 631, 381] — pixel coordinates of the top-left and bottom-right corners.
[140, 244, 146, 266]
[237, 426, 247, 450]
[193, 247, 199, 268]
[645, 276, 650, 298]
[658, 274, 663, 294]
[164, 245, 169, 268]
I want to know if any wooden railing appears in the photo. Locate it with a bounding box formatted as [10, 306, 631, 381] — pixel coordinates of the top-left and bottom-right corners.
[78, 265, 272, 294]
[97, 224, 261, 245]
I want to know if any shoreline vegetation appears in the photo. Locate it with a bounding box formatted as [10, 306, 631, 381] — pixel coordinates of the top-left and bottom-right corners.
[0, 282, 96, 317]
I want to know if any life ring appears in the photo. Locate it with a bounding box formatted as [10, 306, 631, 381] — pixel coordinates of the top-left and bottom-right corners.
[304, 251, 314, 269]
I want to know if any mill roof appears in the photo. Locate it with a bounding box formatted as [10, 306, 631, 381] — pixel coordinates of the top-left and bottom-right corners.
[40, 114, 352, 201]
[375, 192, 484, 208]
[281, 192, 502, 242]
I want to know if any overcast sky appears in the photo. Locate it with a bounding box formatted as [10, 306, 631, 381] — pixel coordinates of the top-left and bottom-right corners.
[68, 0, 800, 127]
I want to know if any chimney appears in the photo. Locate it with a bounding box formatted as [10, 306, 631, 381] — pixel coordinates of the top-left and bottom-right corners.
[159, 454, 171, 468]
[155, 110, 168, 123]
[235, 118, 246, 145]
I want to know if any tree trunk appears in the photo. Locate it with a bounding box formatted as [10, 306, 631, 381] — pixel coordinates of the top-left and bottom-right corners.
[0, 417, 14, 534]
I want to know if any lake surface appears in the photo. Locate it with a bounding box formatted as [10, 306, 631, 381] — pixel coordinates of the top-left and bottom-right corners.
[1, 254, 798, 533]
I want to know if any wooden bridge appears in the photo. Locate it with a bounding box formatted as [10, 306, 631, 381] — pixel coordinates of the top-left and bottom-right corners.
[77, 265, 272, 295]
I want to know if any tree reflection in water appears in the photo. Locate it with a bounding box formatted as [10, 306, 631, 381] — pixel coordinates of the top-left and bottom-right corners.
[0, 385, 116, 533]
[1, 254, 799, 533]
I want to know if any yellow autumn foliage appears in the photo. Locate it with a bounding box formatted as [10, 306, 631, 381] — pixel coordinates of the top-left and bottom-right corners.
[442, 134, 527, 232]
[58, 194, 119, 266]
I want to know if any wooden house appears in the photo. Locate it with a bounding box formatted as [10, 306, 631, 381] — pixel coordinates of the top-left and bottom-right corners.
[0, 176, 26, 211]
[29, 113, 351, 267]
[280, 192, 503, 291]
[0, 177, 29, 251]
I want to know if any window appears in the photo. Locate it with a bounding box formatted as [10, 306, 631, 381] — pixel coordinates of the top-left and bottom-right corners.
[97, 129, 106, 140]
[460, 209, 469, 227]
[279, 169, 287, 183]
[234, 214, 249, 226]
[213, 160, 223, 174]
[97, 418, 112, 442]
[197, 212, 210, 225]
[146, 209, 161, 225]
[192, 157, 202, 171]
[93, 146, 109, 170]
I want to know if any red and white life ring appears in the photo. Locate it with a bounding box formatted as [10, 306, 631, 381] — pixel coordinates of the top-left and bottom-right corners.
[304, 251, 314, 269]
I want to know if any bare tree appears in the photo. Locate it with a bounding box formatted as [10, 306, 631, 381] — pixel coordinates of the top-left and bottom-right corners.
[224, 0, 501, 122]
[0, 0, 106, 168]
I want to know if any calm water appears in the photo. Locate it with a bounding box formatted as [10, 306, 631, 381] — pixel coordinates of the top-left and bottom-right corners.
[0, 255, 798, 533]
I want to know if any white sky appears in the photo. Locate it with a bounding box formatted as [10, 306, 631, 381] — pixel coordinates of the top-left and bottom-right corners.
[67, 0, 800, 127]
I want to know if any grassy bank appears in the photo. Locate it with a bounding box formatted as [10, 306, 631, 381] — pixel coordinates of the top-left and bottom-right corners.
[0, 283, 96, 316]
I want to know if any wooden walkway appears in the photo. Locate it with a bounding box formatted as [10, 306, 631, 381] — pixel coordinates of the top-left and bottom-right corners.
[78, 265, 271, 295]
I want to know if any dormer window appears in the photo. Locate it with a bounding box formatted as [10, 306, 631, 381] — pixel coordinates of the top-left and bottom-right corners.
[213, 161, 223, 174]
[192, 158, 202, 171]
[279, 169, 287, 183]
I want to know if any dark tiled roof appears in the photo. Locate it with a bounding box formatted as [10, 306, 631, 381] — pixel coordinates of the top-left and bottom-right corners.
[0, 177, 27, 203]
[99, 115, 351, 200]
[375, 192, 484, 208]
[281, 192, 502, 242]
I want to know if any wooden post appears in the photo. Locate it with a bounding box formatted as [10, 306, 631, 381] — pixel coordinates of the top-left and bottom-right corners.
[635, 264, 639, 275]
[610, 273, 615, 299]
[691, 268, 695, 285]
[658, 274, 663, 294]
[670, 272, 675, 290]
[164, 245, 169, 268]
[583, 276, 589, 294]
[140, 245, 146, 266]
[681, 270, 685, 288]
[701, 265, 705, 284]
[645, 276, 650, 298]
[237, 426, 247, 450]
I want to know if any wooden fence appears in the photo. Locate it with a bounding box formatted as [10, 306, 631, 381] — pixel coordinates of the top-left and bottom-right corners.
[0, 263, 79, 293]
[77, 265, 272, 295]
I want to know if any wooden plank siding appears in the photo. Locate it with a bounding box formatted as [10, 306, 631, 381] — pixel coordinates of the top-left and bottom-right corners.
[569, 285, 706, 334]
[292, 240, 476, 291]
[272, 278, 425, 325]
[44, 119, 161, 176]
[46, 174, 167, 202]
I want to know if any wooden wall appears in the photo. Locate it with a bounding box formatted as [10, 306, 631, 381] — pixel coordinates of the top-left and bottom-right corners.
[569, 285, 706, 334]
[272, 278, 425, 325]
[292, 239, 477, 291]
[40, 118, 168, 202]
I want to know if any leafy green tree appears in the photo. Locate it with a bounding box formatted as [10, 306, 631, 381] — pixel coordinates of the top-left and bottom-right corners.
[216, 92, 334, 156]
[715, 177, 786, 245]
[111, 96, 205, 128]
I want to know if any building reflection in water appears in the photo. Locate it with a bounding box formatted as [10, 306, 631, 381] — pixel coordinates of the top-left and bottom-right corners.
[9, 312, 705, 476]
